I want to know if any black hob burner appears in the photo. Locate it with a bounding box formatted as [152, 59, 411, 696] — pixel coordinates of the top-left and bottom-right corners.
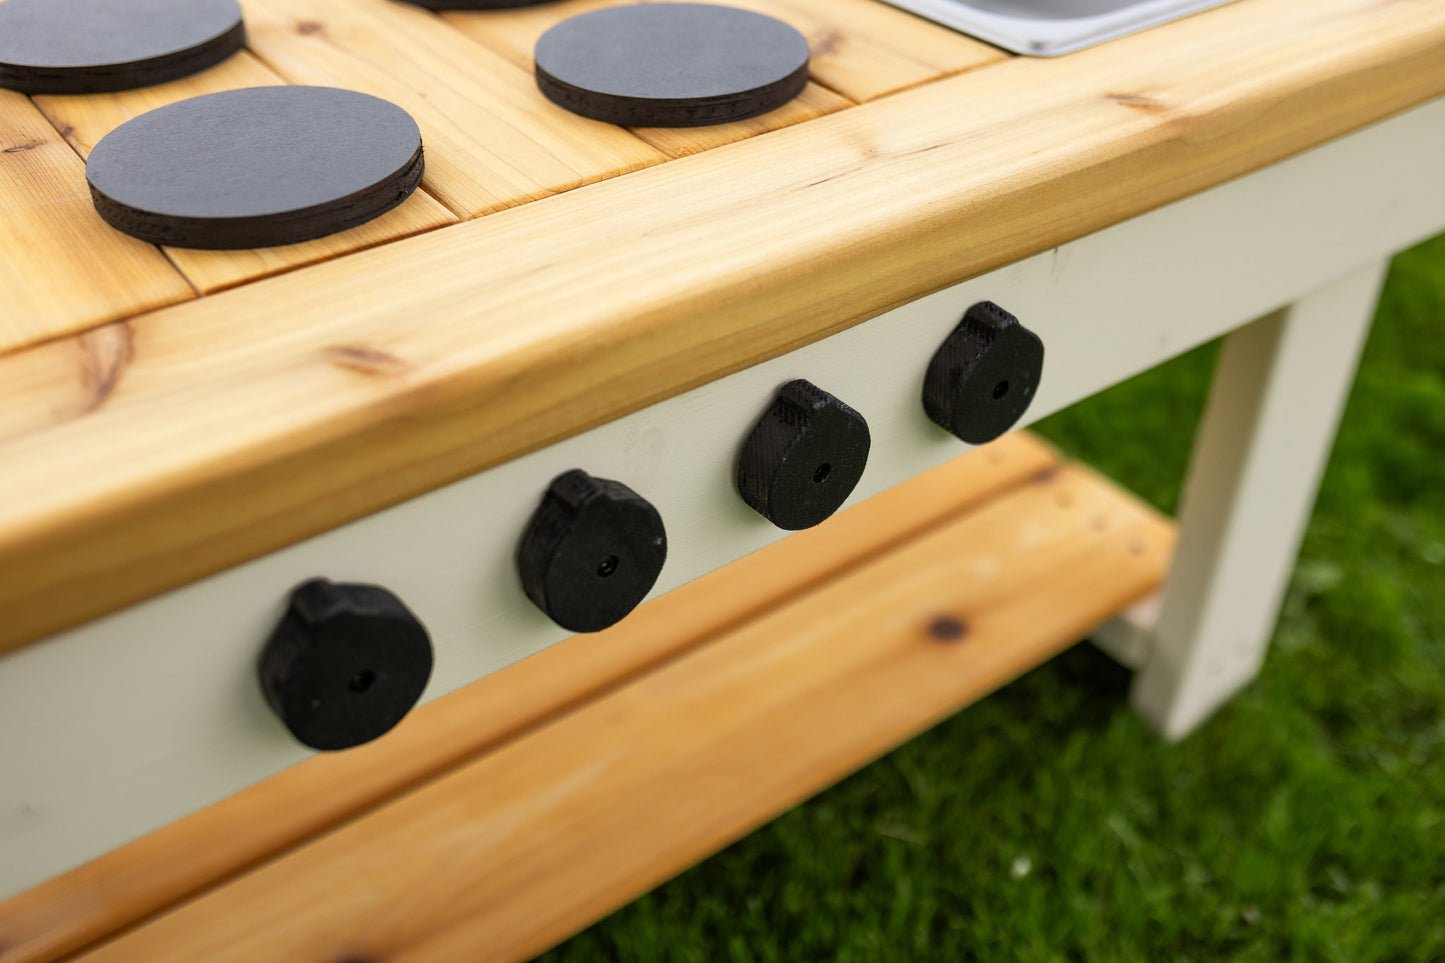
[86, 86, 425, 250]
[0, 0, 245, 95]
[534, 3, 811, 128]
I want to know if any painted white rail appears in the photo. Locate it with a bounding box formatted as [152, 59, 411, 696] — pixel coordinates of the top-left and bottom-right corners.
[1, 96, 1442, 899]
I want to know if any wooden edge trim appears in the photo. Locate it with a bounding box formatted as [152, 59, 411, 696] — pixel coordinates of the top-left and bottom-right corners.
[0, 0, 1439, 655]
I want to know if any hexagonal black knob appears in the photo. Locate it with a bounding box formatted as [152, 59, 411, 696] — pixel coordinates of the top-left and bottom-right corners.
[736, 379, 871, 531]
[258, 579, 433, 752]
[922, 301, 1044, 445]
[517, 469, 668, 633]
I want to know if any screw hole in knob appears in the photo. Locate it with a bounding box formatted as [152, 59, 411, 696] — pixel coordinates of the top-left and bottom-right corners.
[992, 380, 1010, 400]
[597, 554, 620, 578]
[348, 669, 377, 693]
[812, 462, 832, 485]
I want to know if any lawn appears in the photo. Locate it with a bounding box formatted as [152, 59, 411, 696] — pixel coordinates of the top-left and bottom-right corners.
[540, 232, 1445, 962]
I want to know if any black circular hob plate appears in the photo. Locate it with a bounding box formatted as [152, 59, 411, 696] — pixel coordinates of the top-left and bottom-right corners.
[534, 3, 811, 127]
[86, 86, 425, 250]
[0, 0, 245, 95]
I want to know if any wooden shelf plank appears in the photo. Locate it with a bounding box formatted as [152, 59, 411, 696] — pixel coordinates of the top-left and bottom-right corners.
[31, 53, 457, 296]
[65, 460, 1174, 963]
[240, 0, 666, 219]
[0, 92, 193, 355]
[0, 434, 1057, 963]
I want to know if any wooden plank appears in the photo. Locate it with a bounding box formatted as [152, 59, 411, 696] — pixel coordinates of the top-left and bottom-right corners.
[31, 53, 457, 295]
[765, 0, 1007, 82]
[0, 433, 1058, 963]
[66, 463, 1175, 963]
[446, 0, 1004, 104]
[241, 0, 666, 218]
[724, 0, 1004, 100]
[439, 0, 631, 70]
[0, 92, 193, 355]
[442, 0, 991, 156]
[445, 2, 854, 159]
[0, 0, 1439, 656]
[628, 82, 852, 159]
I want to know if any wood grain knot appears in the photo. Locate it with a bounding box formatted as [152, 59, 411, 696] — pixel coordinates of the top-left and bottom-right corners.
[1031, 465, 1061, 486]
[2, 142, 42, 154]
[296, 20, 324, 34]
[810, 29, 842, 57]
[1109, 92, 1170, 112]
[323, 345, 412, 376]
[927, 615, 968, 643]
[77, 322, 134, 413]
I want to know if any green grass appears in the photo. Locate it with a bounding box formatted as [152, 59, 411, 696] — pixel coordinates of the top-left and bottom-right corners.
[539, 233, 1445, 962]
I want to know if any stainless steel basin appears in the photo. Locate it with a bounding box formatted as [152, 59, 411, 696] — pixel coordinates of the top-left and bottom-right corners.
[879, 0, 1238, 55]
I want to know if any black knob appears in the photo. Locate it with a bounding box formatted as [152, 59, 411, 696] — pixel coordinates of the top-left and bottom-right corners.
[736, 379, 870, 530]
[258, 579, 433, 752]
[517, 470, 667, 633]
[922, 301, 1044, 444]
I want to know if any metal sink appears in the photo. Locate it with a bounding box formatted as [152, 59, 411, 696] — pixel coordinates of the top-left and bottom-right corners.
[880, 0, 1238, 55]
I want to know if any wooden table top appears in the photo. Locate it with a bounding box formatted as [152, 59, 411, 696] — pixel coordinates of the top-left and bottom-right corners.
[1, 0, 1442, 656]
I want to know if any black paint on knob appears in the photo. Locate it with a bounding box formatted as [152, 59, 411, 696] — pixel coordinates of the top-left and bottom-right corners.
[922, 301, 1044, 445]
[258, 578, 433, 752]
[736, 379, 870, 531]
[517, 470, 668, 633]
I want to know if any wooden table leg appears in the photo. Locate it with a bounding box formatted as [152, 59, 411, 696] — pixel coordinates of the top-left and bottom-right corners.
[1130, 260, 1389, 740]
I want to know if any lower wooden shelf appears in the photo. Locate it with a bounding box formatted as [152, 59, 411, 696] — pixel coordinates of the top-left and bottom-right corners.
[0, 433, 1173, 963]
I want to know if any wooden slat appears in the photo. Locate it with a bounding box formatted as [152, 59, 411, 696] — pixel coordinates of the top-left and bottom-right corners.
[768, 0, 1008, 82]
[0, 92, 193, 354]
[0, 433, 1058, 963]
[714, 0, 1005, 101]
[439, 0, 631, 70]
[628, 82, 852, 159]
[0, 0, 1440, 656]
[31, 53, 457, 295]
[67, 463, 1175, 963]
[241, 0, 665, 218]
[442, 0, 962, 158]
[447, 0, 1004, 104]
[445, 0, 856, 159]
